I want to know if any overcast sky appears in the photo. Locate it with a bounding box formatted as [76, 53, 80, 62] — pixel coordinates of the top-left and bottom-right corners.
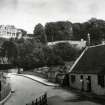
[0, 0, 105, 33]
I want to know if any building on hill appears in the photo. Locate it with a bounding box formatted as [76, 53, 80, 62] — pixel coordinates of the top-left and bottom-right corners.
[69, 44, 105, 95]
[0, 25, 22, 39]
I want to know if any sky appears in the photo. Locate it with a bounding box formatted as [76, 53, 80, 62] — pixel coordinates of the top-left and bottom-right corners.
[0, 0, 105, 33]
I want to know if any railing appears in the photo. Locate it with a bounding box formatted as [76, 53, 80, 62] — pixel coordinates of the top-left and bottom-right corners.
[26, 93, 48, 105]
[0, 83, 11, 101]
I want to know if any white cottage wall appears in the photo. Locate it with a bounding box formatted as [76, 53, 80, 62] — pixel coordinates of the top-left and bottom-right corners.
[69, 74, 105, 95]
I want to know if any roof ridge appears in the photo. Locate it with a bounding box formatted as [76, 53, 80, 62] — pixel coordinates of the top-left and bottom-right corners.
[88, 44, 105, 48]
[68, 47, 88, 73]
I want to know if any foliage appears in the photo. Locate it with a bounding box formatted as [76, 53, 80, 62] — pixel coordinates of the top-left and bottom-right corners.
[32, 18, 105, 45]
[19, 29, 27, 37]
[33, 23, 47, 44]
[15, 38, 46, 68]
[0, 38, 8, 47]
[0, 37, 83, 68]
[45, 21, 73, 42]
[72, 18, 105, 45]
[52, 42, 77, 61]
[1, 39, 18, 63]
[43, 46, 64, 66]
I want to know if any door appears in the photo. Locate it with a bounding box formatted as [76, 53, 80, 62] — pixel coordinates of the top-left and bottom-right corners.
[87, 76, 91, 92]
[63, 74, 69, 87]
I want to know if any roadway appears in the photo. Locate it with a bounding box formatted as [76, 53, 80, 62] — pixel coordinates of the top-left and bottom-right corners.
[4, 73, 104, 105]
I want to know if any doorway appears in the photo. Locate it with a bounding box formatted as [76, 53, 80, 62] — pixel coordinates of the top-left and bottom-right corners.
[87, 76, 91, 92]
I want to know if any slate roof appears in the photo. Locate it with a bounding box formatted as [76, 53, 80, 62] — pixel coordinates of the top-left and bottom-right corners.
[70, 44, 105, 74]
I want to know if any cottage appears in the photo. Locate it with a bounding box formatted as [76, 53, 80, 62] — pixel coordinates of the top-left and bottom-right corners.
[47, 66, 60, 82]
[56, 73, 68, 86]
[69, 44, 105, 95]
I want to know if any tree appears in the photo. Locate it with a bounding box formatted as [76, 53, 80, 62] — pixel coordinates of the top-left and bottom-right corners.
[19, 29, 27, 37]
[72, 18, 105, 45]
[53, 42, 76, 61]
[14, 38, 47, 69]
[72, 23, 82, 40]
[33, 23, 47, 44]
[1, 40, 18, 64]
[43, 46, 64, 66]
[87, 18, 105, 45]
[16, 29, 27, 39]
[45, 21, 73, 42]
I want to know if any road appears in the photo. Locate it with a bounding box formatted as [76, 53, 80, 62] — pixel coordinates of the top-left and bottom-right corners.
[4, 73, 104, 105]
[5, 74, 51, 105]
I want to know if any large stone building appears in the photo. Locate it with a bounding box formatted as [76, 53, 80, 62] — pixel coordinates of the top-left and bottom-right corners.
[0, 25, 22, 38]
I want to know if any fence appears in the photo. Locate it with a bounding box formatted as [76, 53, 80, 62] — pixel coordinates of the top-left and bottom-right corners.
[0, 83, 11, 101]
[26, 93, 47, 105]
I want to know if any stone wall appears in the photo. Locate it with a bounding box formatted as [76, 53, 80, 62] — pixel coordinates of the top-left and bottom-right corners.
[0, 83, 11, 101]
[0, 72, 11, 101]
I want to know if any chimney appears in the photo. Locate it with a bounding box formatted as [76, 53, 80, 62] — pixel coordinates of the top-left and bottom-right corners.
[87, 33, 90, 46]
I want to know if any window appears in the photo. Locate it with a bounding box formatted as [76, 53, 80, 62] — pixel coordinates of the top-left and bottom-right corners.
[98, 75, 105, 87]
[71, 75, 75, 83]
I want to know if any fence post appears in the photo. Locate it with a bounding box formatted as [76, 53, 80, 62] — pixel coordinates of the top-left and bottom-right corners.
[41, 95, 44, 105]
[45, 93, 47, 105]
[0, 92, 1, 101]
[32, 101, 34, 105]
[40, 96, 42, 105]
[26, 93, 48, 105]
[35, 98, 38, 105]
